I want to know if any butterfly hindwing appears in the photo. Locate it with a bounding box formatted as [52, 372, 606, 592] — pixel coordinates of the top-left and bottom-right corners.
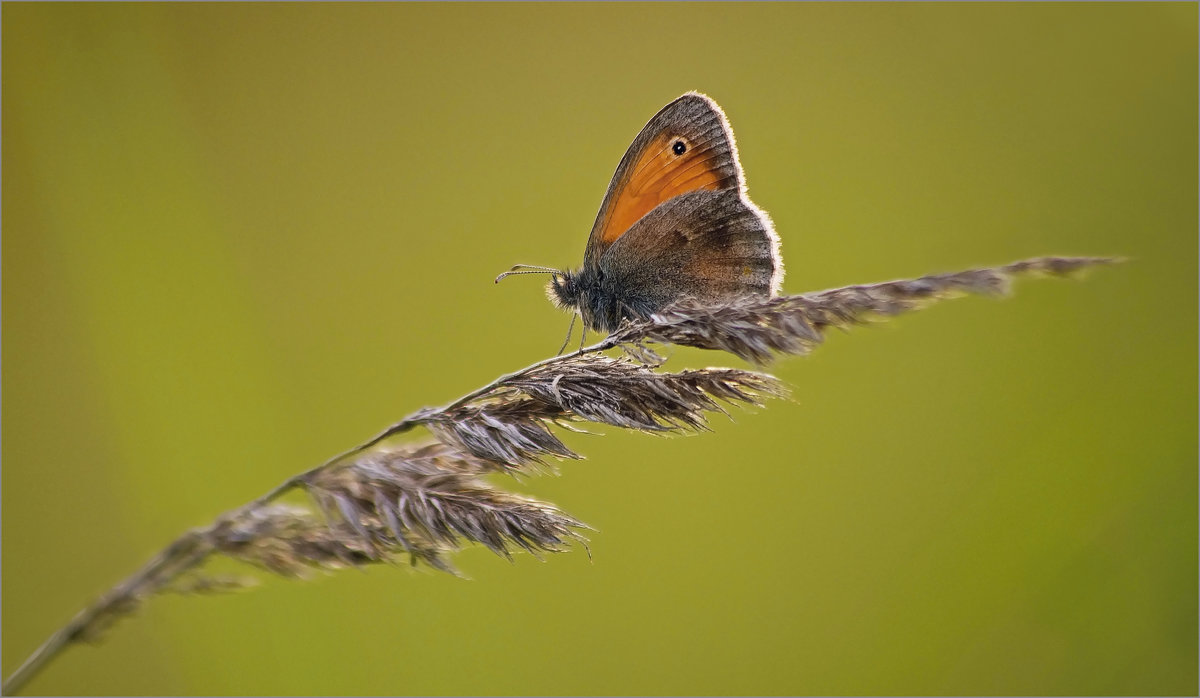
[580, 188, 780, 331]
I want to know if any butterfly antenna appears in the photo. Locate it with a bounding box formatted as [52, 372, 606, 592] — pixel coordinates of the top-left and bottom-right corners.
[509, 264, 560, 272]
[556, 313, 578, 356]
[495, 264, 561, 283]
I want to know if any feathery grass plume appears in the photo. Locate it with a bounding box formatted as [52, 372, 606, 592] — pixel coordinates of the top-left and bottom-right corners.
[306, 442, 589, 566]
[614, 256, 1120, 364]
[414, 354, 786, 467]
[2, 254, 1118, 696]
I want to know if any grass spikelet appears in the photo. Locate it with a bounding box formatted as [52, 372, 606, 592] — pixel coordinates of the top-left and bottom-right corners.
[212, 503, 399, 576]
[417, 355, 785, 467]
[307, 444, 589, 563]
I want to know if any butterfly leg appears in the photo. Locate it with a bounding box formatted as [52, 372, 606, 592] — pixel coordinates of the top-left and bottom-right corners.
[556, 313, 578, 356]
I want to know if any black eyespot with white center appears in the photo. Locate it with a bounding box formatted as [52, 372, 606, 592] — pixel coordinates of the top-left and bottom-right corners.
[672, 140, 687, 155]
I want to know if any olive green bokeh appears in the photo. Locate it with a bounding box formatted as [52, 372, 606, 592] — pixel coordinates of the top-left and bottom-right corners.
[3, 3, 1195, 695]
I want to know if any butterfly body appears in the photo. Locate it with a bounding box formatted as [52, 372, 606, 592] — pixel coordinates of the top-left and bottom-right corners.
[506, 92, 783, 334]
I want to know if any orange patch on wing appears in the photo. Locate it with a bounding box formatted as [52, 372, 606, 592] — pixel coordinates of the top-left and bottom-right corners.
[596, 134, 728, 246]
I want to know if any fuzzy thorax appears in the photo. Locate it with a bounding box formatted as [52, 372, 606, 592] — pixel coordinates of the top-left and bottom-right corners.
[547, 267, 619, 332]
[546, 267, 634, 333]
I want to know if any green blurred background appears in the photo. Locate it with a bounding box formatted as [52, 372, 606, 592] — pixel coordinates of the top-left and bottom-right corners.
[3, 3, 1196, 695]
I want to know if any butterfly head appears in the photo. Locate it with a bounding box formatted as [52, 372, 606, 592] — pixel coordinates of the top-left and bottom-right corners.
[546, 269, 581, 311]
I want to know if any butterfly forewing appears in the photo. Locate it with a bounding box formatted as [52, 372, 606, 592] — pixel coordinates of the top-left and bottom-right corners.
[583, 93, 743, 265]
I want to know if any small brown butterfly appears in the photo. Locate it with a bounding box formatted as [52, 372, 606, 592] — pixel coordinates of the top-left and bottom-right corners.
[498, 92, 783, 338]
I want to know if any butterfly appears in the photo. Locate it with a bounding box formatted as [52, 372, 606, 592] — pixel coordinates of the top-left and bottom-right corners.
[498, 92, 783, 339]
